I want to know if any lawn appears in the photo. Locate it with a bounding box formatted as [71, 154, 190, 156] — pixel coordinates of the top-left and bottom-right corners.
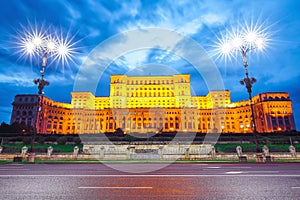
[2, 142, 299, 154]
[2, 143, 83, 153]
[214, 143, 300, 153]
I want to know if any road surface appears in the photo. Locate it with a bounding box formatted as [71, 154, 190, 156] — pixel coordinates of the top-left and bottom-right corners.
[0, 163, 299, 199]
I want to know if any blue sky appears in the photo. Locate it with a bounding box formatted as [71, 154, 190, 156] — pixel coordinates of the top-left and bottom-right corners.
[0, 0, 299, 130]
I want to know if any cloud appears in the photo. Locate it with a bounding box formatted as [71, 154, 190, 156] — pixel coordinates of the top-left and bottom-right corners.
[115, 50, 150, 70]
[119, 0, 233, 35]
[0, 67, 75, 88]
[0, 72, 36, 87]
[202, 13, 227, 26]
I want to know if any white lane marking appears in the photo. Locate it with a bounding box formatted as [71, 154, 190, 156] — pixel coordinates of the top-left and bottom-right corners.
[247, 171, 279, 173]
[205, 167, 221, 169]
[0, 167, 26, 169]
[0, 174, 300, 177]
[226, 171, 243, 174]
[222, 167, 252, 169]
[7, 164, 24, 166]
[0, 169, 29, 171]
[79, 186, 152, 189]
[291, 187, 300, 189]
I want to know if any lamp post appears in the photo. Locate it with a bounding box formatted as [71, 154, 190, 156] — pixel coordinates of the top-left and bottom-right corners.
[27, 36, 55, 155]
[31, 53, 50, 154]
[19, 27, 76, 156]
[238, 47, 259, 152]
[217, 27, 267, 153]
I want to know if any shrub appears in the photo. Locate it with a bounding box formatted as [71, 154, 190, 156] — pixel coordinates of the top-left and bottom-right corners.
[22, 137, 31, 145]
[66, 136, 74, 142]
[125, 134, 135, 142]
[57, 137, 67, 145]
[46, 135, 57, 142]
[36, 136, 45, 144]
[13, 136, 23, 142]
[74, 137, 81, 145]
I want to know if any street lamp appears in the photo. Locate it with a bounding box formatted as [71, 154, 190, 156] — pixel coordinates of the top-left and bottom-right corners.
[29, 37, 54, 154]
[217, 26, 268, 153]
[18, 26, 77, 156]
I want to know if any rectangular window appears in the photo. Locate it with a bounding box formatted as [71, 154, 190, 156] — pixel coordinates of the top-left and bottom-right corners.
[159, 123, 163, 128]
[165, 123, 168, 129]
[278, 117, 284, 126]
[284, 116, 290, 126]
[271, 117, 277, 129]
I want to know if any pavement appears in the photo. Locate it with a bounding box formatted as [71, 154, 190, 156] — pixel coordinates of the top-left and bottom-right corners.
[0, 163, 299, 199]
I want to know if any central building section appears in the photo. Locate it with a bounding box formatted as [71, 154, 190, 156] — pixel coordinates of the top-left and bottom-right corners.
[71, 74, 230, 110]
[110, 74, 191, 109]
[69, 74, 229, 134]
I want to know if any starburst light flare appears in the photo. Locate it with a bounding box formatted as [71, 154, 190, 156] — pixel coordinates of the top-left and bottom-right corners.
[219, 29, 267, 55]
[15, 22, 78, 69]
[52, 31, 78, 67]
[213, 20, 271, 63]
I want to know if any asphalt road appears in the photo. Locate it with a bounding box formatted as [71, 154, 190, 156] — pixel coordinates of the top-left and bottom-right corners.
[0, 163, 299, 199]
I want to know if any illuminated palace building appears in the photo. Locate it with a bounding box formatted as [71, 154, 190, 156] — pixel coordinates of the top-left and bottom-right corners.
[10, 74, 296, 134]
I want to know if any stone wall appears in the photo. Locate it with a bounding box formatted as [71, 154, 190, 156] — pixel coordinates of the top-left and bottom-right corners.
[0, 143, 299, 161]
